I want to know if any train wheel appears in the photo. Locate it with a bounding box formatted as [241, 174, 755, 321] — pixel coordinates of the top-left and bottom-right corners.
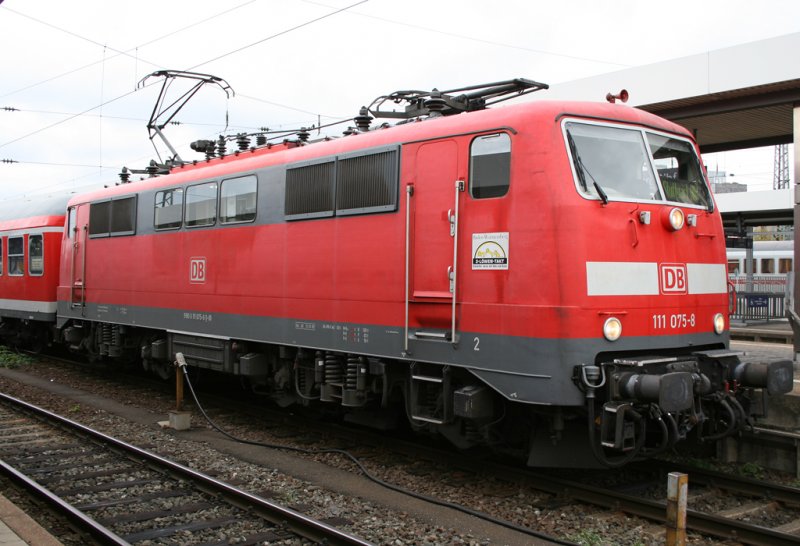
[27, 337, 45, 354]
[152, 361, 173, 381]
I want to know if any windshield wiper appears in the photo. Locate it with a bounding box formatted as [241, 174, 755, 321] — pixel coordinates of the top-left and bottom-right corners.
[590, 176, 608, 205]
[567, 132, 608, 205]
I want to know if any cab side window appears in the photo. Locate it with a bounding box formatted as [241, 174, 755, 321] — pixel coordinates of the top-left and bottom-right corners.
[470, 133, 511, 199]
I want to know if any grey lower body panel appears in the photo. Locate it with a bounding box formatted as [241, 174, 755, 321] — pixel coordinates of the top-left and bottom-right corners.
[1, 310, 56, 322]
[57, 301, 727, 406]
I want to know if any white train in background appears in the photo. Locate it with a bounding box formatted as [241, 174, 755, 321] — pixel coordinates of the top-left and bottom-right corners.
[727, 240, 793, 275]
[726, 240, 792, 294]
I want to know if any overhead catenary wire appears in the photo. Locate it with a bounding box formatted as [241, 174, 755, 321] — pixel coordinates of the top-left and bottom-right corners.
[0, 1, 258, 99]
[299, 0, 631, 68]
[1, 160, 112, 168]
[1, 105, 323, 132]
[185, 0, 369, 72]
[0, 1, 367, 151]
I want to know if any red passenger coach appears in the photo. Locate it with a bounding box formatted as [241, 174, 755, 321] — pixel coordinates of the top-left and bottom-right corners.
[0, 203, 66, 348]
[53, 79, 792, 467]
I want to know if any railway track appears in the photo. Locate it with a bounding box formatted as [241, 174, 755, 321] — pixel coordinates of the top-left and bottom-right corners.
[8, 352, 800, 545]
[200, 397, 800, 546]
[0, 391, 373, 546]
[169, 368, 800, 546]
[357, 433, 800, 546]
[529, 463, 800, 546]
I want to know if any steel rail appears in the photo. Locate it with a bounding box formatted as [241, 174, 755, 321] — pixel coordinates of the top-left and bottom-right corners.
[0, 459, 131, 546]
[643, 459, 800, 506]
[521, 470, 800, 546]
[0, 392, 373, 546]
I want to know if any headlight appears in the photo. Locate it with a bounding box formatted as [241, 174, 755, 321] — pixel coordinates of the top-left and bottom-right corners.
[603, 317, 622, 341]
[713, 313, 725, 334]
[664, 207, 685, 231]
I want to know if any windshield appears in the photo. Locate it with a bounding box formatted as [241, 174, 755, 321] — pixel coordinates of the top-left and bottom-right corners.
[565, 121, 712, 208]
[646, 133, 712, 208]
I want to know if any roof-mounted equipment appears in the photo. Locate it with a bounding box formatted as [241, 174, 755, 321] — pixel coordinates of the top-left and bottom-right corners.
[138, 70, 234, 165]
[366, 78, 549, 120]
[606, 89, 629, 104]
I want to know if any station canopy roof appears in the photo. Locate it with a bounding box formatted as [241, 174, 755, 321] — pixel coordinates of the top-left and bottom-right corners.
[542, 32, 800, 154]
[639, 79, 800, 153]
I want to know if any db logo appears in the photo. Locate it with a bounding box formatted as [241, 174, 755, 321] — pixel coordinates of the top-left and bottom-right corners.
[659, 263, 687, 294]
[190, 257, 206, 284]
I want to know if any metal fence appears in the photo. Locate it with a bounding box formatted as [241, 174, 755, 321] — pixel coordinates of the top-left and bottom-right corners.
[728, 274, 788, 294]
[730, 292, 787, 322]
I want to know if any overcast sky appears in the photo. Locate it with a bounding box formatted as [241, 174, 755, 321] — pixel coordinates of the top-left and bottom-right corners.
[1, 0, 799, 204]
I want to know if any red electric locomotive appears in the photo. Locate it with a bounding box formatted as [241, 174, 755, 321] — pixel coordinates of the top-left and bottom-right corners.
[52, 79, 790, 467]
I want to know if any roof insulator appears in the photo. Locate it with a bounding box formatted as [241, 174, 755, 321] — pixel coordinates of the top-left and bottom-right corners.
[119, 166, 131, 183]
[354, 106, 372, 132]
[424, 89, 447, 116]
[145, 160, 159, 178]
[217, 135, 227, 157]
[236, 133, 251, 151]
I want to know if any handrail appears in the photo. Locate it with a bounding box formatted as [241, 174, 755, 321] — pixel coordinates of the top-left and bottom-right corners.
[450, 180, 464, 345]
[403, 185, 413, 356]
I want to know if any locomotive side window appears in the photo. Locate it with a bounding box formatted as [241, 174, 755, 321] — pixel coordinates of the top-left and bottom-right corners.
[0, 237, 3, 275]
[110, 196, 137, 236]
[285, 161, 335, 220]
[29, 234, 43, 276]
[220, 175, 257, 224]
[646, 134, 712, 209]
[727, 260, 740, 275]
[336, 149, 399, 215]
[67, 207, 77, 239]
[8, 236, 23, 276]
[780, 258, 793, 273]
[185, 182, 218, 227]
[154, 188, 184, 230]
[470, 133, 511, 199]
[761, 258, 775, 274]
[89, 201, 111, 237]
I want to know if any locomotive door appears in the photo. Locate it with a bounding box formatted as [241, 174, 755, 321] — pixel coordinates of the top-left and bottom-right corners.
[407, 139, 463, 345]
[69, 204, 89, 309]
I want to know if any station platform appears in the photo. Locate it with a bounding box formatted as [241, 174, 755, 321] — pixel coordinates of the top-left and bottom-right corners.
[0, 494, 63, 546]
[730, 319, 794, 344]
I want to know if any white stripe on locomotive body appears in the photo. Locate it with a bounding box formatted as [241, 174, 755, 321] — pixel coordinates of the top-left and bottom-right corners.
[586, 262, 658, 296]
[586, 262, 727, 296]
[0, 226, 63, 237]
[0, 299, 57, 313]
[686, 264, 728, 294]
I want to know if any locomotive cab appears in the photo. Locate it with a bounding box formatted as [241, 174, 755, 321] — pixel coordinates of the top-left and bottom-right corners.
[553, 114, 794, 467]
